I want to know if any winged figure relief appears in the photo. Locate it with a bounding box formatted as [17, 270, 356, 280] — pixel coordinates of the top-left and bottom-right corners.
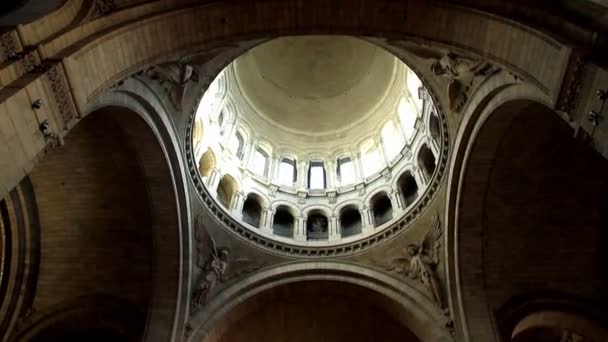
[385, 40, 495, 112]
[374, 213, 445, 309]
[191, 215, 262, 315]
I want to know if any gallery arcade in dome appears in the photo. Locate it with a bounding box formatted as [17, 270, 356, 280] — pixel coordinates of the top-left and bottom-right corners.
[192, 36, 444, 246]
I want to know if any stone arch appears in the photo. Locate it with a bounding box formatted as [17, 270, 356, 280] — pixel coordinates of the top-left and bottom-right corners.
[511, 310, 608, 342]
[188, 262, 452, 342]
[416, 143, 436, 182]
[305, 209, 330, 241]
[339, 205, 363, 237]
[370, 191, 393, 227]
[84, 86, 192, 339]
[199, 149, 216, 178]
[216, 174, 239, 209]
[26, 101, 186, 341]
[242, 192, 264, 228]
[333, 199, 365, 216]
[446, 90, 608, 341]
[272, 205, 296, 238]
[397, 170, 419, 208]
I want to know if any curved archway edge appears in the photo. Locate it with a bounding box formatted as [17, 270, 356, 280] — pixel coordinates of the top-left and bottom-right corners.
[83, 83, 193, 342]
[189, 262, 453, 342]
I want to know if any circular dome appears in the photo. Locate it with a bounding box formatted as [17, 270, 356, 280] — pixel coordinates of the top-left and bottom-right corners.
[234, 36, 397, 136]
[188, 36, 447, 255]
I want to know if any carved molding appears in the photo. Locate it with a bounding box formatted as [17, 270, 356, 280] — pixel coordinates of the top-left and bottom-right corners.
[45, 63, 79, 130]
[556, 49, 588, 120]
[81, 0, 116, 23]
[0, 30, 21, 64]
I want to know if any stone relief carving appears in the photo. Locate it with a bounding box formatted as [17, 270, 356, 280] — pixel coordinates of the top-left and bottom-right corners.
[556, 50, 587, 120]
[191, 214, 264, 315]
[373, 212, 445, 310]
[0, 30, 20, 63]
[81, 0, 116, 23]
[46, 63, 79, 130]
[145, 61, 199, 111]
[386, 40, 498, 113]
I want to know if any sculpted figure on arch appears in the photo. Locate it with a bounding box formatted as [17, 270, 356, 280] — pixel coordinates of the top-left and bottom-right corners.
[376, 212, 445, 310]
[190, 214, 264, 315]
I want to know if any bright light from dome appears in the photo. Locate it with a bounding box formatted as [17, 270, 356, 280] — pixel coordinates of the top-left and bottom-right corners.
[279, 159, 296, 185]
[338, 158, 355, 185]
[191, 36, 442, 246]
[382, 120, 404, 160]
[407, 70, 423, 111]
[360, 139, 383, 177]
[252, 150, 268, 176]
[398, 97, 417, 141]
[309, 163, 325, 189]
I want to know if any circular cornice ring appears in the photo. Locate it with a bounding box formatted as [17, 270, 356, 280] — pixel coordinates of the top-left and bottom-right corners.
[184, 38, 450, 257]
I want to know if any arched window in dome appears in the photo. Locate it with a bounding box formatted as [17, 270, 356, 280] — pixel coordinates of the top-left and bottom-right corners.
[216, 174, 238, 209]
[398, 97, 417, 141]
[199, 150, 216, 179]
[418, 144, 436, 182]
[398, 171, 418, 207]
[278, 157, 297, 185]
[273, 206, 295, 237]
[371, 192, 393, 227]
[381, 120, 404, 161]
[337, 156, 355, 186]
[308, 161, 326, 189]
[228, 131, 244, 159]
[306, 211, 328, 240]
[340, 206, 362, 237]
[360, 139, 382, 177]
[242, 194, 263, 228]
[252, 148, 269, 177]
[407, 69, 423, 111]
[429, 111, 440, 144]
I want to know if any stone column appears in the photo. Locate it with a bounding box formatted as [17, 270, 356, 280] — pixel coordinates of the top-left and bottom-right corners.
[329, 215, 340, 240]
[379, 141, 389, 167]
[207, 169, 221, 196]
[261, 207, 274, 233]
[356, 152, 365, 180]
[389, 189, 402, 214]
[221, 121, 236, 145]
[294, 216, 306, 241]
[360, 206, 373, 233]
[414, 166, 427, 186]
[244, 138, 257, 169]
[351, 149, 362, 181]
[298, 161, 308, 188]
[231, 191, 246, 220]
[429, 137, 440, 159]
[326, 159, 335, 189]
[271, 154, 281, 182]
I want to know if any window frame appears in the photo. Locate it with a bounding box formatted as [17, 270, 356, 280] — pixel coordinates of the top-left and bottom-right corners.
[278, 157, 297, 185]
[307, 160, 326, 189]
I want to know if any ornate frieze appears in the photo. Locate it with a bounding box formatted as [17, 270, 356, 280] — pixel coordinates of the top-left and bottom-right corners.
[45, 62, 79, 130]
[0, 30, 21, 64]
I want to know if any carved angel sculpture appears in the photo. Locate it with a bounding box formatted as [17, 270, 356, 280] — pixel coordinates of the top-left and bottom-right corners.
[191, 215, 229, 314]
[380, 213, 444, 309]
[385, 40, 493, 112]
[145, 61, 199, 110]
[191, 215, 263, 315]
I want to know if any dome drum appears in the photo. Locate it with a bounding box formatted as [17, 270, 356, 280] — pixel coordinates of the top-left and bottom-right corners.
[189, 36, 448, 251]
